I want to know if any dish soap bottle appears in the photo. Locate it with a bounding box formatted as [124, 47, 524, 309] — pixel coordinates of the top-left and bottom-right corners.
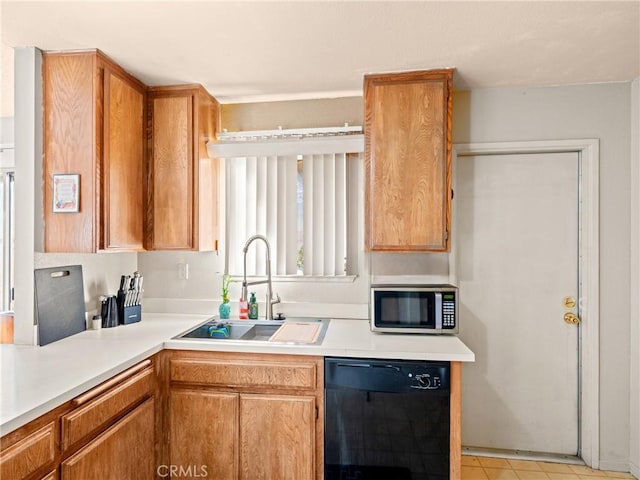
[249, 292, 259, 320]
[239, 297, 249, 320]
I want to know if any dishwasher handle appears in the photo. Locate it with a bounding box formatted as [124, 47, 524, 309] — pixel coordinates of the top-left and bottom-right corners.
[335, 362, 401, 372]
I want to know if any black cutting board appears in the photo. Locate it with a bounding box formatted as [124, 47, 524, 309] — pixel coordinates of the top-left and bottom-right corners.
[34, 265, 86, 346]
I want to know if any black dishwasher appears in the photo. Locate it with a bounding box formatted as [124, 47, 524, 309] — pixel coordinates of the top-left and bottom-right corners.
[325, 357, 450, 480]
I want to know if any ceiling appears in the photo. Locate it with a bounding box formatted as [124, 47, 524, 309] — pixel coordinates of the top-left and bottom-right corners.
[1, 1, 639, 104]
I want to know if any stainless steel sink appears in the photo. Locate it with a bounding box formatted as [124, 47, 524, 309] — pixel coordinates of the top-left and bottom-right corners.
[174, 317, 330, 345]
[178, 321, 262, 340]
[239, 323, 281, 341]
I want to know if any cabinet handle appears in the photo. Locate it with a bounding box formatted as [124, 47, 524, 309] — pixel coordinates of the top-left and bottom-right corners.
[72, 359, 152, 407]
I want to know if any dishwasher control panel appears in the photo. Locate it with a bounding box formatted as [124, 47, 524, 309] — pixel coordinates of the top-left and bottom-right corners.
[408, 371, 443, 390]
[325, 357, 449, 393]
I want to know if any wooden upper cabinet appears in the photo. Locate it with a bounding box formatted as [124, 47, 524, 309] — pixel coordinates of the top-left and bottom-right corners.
[102, 69, 145, 251]
[147, 85, 220, 251]
[364, 69, 454, 252]
[43, 50, 146, 253]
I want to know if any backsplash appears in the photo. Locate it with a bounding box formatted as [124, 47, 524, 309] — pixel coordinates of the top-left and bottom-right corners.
[34, 252, 137, 315]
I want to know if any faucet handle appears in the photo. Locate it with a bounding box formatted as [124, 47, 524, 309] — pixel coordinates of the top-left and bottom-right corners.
[272, 293, 281, 305]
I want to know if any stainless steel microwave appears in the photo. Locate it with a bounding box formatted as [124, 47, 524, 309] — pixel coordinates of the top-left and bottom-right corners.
[371, 285, 458, 334]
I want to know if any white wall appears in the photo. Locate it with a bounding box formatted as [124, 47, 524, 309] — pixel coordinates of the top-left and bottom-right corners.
[1, 41, 15, 117]
[453, 83, 632, 471]
[13, 47, 40, 344]
[0, 116, 13, 144]
[630, 76, 640, 479]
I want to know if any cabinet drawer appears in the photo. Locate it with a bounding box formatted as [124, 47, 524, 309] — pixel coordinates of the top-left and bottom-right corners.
[61, 398, 155, 480]
[0, 422, 56, 480]
[171, 357, 318, 390]
[62, 365, 153, 450]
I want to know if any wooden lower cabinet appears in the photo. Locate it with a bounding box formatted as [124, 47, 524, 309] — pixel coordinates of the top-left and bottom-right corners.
[60, 398, 155, 480]
[167, 351, 323, 480]
[169, 391, 317, 480]
[169, 390, 237, 479]
[239, 394, 316, 480]
[0, 422, 57, 480]
[0, 359, 157, 480]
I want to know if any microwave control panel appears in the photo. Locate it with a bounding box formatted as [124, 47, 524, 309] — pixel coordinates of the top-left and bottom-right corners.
[442, 293, 456, 329]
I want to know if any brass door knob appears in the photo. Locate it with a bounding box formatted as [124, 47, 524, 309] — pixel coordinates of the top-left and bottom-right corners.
[564, 312, 580, 325]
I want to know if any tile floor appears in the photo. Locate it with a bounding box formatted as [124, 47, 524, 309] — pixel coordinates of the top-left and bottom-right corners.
[462, 456, 638, 480]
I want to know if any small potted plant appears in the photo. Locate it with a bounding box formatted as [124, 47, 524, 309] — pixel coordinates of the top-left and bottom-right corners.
[219, 274, 234, 319]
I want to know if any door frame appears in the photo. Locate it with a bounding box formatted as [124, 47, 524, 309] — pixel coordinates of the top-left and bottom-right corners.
[449, 139, 600, 468]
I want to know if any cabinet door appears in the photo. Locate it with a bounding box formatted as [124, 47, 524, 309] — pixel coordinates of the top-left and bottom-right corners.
[364, 69, 453, 252]
[169, 389, 237, 480]
[149, 95, 194, 249]
[239, 394, 315, 480]
[195, 89, 220, 252]
[0, 422, 56, 480]
[61, 398, 154, 480]
[102, 69, 145, 250]
[43, 52, 97, 253]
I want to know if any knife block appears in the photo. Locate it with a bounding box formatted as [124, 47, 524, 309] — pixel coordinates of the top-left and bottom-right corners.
[117, 292, 142, 325]
[120, 305, 142, 325]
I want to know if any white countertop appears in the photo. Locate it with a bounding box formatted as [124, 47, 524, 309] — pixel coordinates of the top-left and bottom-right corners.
[0, 313, 474, 436]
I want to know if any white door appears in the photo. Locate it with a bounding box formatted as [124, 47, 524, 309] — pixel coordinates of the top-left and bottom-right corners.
[456, 151, 580, 455]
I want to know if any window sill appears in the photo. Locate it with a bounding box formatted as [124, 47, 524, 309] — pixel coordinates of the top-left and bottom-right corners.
[230, 275, 358, 284]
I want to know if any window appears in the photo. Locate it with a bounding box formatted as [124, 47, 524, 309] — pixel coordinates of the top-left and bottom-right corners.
[212, 130, 363, 279]
[0, 168, 15, 312]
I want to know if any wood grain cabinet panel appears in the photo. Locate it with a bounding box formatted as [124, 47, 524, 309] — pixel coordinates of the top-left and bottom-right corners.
[239, 394, 315, 480]
[0, 422, 56, 480]
[364, 69, 454, 252]
[169, 390, 237, 480]
[43, 50, 146, 253]
[147, 85, 220, 251]
[60, 398, 155, 480]
[61, 367, 153, 450]
[170, 357, 317, 390]
[102, 70, 145, 250]
[165, 352, 324, 480]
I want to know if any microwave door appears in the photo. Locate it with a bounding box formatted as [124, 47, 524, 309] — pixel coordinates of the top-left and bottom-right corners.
[380, 297, 398, 324]
[400, 295, 414, 324]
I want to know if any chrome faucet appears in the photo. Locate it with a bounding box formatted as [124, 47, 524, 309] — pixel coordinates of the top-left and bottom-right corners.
[242, 235, 281, 320]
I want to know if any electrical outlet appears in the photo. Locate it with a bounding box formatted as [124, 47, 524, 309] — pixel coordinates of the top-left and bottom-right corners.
[178, 263, 189, 280]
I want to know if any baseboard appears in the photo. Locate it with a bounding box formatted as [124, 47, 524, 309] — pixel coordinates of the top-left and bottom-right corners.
[630, 460, 639, 479]
[598, 459, 633, 474]
[462, 447, 584, 465]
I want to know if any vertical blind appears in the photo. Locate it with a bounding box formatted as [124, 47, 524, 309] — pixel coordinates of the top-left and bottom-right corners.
[226, 153, 348, 277]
